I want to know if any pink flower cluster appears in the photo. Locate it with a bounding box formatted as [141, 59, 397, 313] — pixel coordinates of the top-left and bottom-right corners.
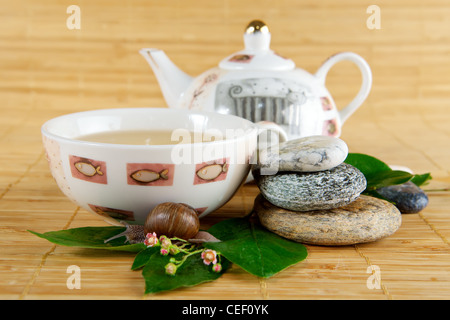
[144, 232, 222, 275]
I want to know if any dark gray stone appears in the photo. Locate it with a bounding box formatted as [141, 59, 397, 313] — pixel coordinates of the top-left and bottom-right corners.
[253, 163, 367, 211]
[254, 194, 402, 246]
[377, 181, 429, 213]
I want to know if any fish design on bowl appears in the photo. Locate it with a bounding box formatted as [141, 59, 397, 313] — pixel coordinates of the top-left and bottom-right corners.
[74, 160, 104, 177]
[196, 163, 228, 181]
[130, 168, 169, 183]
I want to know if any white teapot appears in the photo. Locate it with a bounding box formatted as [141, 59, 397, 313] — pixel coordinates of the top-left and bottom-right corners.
[140, 20, 372, 139]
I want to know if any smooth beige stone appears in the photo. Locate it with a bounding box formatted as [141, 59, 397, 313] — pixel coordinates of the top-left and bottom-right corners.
[254, 194, 401, 246]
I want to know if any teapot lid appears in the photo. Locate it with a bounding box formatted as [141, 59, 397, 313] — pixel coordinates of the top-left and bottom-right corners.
[219, 20, 295, 71]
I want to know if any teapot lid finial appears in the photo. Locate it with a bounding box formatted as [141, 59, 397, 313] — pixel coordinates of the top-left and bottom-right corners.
[243, 20, 271, 51]
[219, 19, 295, 71]
[245, 20, 269, 34]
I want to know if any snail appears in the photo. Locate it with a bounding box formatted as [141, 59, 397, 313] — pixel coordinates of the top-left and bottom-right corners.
[104, 202, 203, 244]
[145, 202, 200, 240]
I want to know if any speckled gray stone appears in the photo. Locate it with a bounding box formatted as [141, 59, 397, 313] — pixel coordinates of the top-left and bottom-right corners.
[253, 163, 367, 211]
[377, 181, 429, 213]
[254, 194, 402, 246]
[254, 135, 348, 174]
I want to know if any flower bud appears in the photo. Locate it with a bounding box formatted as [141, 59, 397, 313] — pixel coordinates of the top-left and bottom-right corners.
[159, 235, 172, 248]
[165, 262, 177, 276]
[169, 245, 180, 255]
[212, 263, 222, 273]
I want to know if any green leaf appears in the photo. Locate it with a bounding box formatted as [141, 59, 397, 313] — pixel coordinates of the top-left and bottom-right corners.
[344, 153, 391, 177]
[28, 227, 146, 253]
[204, 218, 308, 278]
[142, 251, 230, 294]
[366, 170, 413, 189]
[132, 246, 159, 270]
[410, 173, 432, 187]
[345, 153, 432, 191]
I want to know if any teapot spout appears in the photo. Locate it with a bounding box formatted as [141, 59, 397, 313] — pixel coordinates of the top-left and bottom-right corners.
[139, 48, 193, 109]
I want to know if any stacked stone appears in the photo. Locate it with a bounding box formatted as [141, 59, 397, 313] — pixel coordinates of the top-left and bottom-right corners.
[252, 136, 402, 246]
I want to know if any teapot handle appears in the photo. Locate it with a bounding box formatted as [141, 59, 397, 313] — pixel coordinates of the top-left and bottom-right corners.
[315, 52, 372, 124]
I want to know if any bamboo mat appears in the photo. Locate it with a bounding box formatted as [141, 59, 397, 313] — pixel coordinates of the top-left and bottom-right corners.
[1, 0, 449, 300]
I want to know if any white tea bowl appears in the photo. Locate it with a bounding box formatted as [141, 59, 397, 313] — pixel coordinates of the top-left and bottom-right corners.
[41, 108, 258, 225]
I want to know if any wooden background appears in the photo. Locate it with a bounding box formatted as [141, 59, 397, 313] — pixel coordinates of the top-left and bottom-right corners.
[1, 0, 449, 300]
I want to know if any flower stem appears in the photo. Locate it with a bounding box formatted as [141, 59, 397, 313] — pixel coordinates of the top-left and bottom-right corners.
[170, 236, 189, 243]
[172, 249, 203, 268]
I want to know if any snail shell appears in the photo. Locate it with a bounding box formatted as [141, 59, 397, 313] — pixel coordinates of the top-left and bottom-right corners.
[144, 202, 200, 240]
